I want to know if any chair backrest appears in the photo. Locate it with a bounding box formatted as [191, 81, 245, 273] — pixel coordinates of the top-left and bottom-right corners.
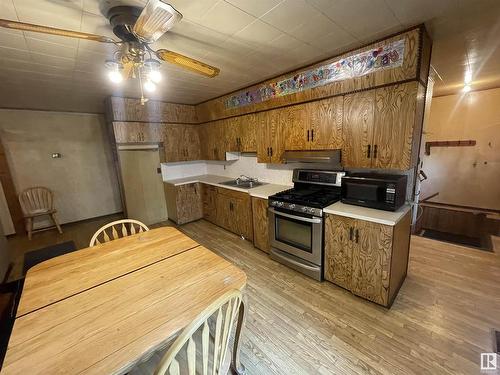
[89, 219, 149, 247]
[154, 290, 242, 375]
[18, 187, 54, 216]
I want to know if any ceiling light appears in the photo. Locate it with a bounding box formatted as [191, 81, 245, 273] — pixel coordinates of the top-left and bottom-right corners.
[463, 84, 471, 93]
[464, 70, 472, 84]
[105, 59, 123, 84]
[149, 69, 162, 83]
[144, 80, 156, 92]
[108, 70, 123, 83]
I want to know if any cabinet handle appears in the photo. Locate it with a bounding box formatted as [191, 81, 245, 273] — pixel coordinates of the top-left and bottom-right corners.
[355, 229, 359, 243]
[307, 130, 310, 141]
[267, 147, 269, 156]
[367, 144, 371, 158]
[349, 227, 353, 241]
[270, 147, 273, 157]
[373, 145, 378, 159]
[311, 129, 314, 142]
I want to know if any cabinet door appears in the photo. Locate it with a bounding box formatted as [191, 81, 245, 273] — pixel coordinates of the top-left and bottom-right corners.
[270, 110, 285, 163]
[342, 91, 375, 168]
[201, 184, 217, 223]
[284, 103, 309, 151]
[239, 113, 257, 152]
[184, 125, 201, 161]
[224, 117, 240, 152]
[213, 121, 226, 160]
[232, 193, 253, 239]
[215, 191, 232, 231]
[252, 197, 269, 253]
[324, 214, 355, 290]
[141, 123, 163, 143]
[164, 124, 184, 162]
[256, 112, 271, 163]
[351, 220, 393, 306]
[373, 82, 417, 170]
[176, 183, 203, 224]
[310, 97, 343, 150]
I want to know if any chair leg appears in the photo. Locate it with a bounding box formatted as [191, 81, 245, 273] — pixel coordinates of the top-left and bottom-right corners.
[51, 213, 63, 234]
[26, 218, 33, 240]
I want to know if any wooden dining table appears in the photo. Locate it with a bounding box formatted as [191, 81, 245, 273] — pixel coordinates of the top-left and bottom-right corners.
[1, 227, 247, 375]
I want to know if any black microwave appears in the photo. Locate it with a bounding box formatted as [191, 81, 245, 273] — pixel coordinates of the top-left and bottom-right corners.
[341, 173, 407, 211]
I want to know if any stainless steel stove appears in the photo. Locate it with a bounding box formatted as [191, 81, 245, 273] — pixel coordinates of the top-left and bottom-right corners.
[268, 169, 345, 280]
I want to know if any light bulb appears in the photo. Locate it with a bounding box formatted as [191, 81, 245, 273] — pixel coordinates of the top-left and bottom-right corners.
[144, 80, 156, 92]
[149, 70, 162, 83]
[108, 70, 123, 84]
[463, 84, 471, 93]
[464, 70, 472, 84]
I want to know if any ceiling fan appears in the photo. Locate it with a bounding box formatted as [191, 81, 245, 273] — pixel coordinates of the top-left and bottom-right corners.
[0, 0, 220, 103]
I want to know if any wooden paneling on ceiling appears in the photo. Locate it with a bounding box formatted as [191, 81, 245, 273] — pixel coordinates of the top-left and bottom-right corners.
[196, 26, 430, 123]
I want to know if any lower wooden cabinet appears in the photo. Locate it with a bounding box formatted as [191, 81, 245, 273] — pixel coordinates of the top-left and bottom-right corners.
[324, 212, 411, 307]
[216, 188, 253, 239]
[165, 183, 203, 225]
[251, 197, 269, 253]
[201, 184, 217, 224]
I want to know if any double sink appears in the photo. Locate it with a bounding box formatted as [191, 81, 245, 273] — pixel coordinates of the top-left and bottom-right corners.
[219, 177, 267, 189]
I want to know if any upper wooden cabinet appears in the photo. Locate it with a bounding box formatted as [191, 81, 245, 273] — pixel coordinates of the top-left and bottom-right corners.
[285, 98, 343, 151]
[223, 115, 257, 153]
[164, 124, 201, 162]
[113, 122, 163, 143]
[324, 212, 411, 307]
[310, 97, 343, 150]
[342, 90, 375, 168]
[256, 109, 284, 164]
[239, 113, 257, 152]
[373, 82, 418, 170]
[342, 81, 421, 170]
[200, 122, 225, 161]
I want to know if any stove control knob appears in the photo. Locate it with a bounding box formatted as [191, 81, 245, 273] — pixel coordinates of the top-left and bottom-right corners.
[289, 204, 296, 210]
[301, 206, 308, 212]
[276, 201, 284, 207]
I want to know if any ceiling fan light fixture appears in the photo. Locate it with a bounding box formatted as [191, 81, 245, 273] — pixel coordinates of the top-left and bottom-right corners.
[144, 58, 162, 82]
[133, 0, 182, 43]
[105, 59, 124, 84]
[143, 80, 156, 92]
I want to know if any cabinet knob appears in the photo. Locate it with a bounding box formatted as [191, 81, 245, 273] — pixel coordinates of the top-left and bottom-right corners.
[349, 227, 353, 241]
[373, 145, 378, 159]
[307, 130, 310, 141]
[355, 229, 359, 243]
[367, 144, 371, 158]
[311, 129, 314, 142]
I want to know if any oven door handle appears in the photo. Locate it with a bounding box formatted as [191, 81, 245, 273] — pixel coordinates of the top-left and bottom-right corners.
[271, 249, 319, 271]
[269, 207, 322, 224]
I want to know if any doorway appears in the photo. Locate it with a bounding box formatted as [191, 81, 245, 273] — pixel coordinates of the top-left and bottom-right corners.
[118, 146, 168, 226]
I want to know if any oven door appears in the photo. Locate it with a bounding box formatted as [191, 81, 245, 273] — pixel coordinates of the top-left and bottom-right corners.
[268, 207, 323, 265]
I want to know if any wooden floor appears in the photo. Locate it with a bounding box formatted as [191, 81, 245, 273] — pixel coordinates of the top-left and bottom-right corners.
[6, 217, 500, 374]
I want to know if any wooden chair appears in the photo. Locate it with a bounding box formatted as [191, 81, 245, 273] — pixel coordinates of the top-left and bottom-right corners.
[156, 290, 242, 375]
[89, 219, 149, 247]
[130, 290, 242, 375]
[18, 187, 62, 240]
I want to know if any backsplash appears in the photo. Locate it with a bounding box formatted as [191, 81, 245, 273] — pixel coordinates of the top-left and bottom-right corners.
[161, 154, 338, 185]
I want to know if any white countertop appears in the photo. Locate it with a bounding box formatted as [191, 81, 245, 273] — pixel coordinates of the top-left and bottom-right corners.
[323, 201, 411, 226]
[164, 174, 290, 199]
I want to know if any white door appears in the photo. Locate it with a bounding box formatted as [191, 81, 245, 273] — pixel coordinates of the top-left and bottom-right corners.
[118, 147, 167, 225]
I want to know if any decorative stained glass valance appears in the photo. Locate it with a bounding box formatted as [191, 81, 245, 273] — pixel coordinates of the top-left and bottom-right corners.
[225, 39, 406, 109]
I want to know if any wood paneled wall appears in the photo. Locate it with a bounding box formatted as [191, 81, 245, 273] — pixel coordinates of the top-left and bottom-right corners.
[109, 97, 198, 124]
[0, 139, 23, 233]
[196, 26, 430, 123]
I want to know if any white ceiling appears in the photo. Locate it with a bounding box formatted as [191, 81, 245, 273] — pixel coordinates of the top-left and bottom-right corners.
[0, 0, 499, 112]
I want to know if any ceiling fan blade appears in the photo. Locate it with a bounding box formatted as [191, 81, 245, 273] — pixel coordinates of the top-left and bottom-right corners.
[133, 0, 182, 43]
[0, 19, 116, 43]
[156, 49, 220, 78]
